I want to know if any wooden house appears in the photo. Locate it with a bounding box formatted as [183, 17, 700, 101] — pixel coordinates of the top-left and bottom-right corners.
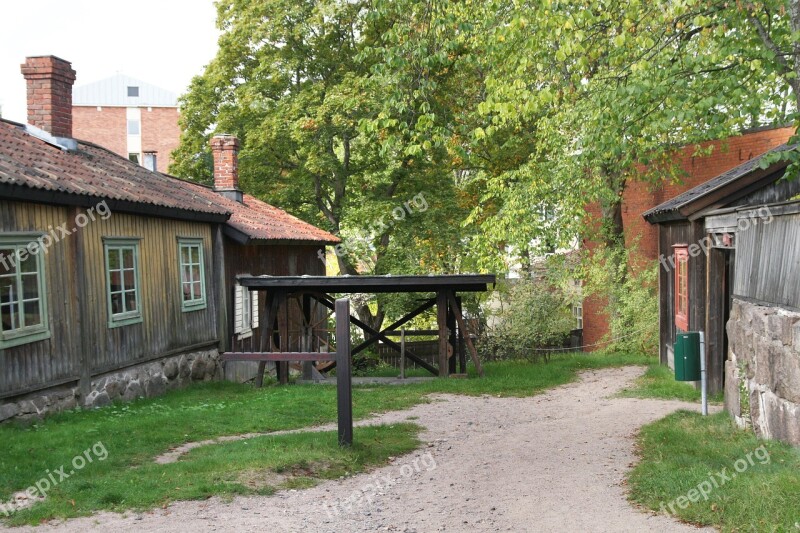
[0, 56, 337, 422]
[643, 143, 800, 400]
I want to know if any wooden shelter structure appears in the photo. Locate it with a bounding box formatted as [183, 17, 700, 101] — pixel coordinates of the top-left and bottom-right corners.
[222, 274, 496, 384]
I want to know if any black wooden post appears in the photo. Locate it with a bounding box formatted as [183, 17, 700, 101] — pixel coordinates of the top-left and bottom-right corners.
[457, 295, 466, 374]
[437, 291, 449, 377]
[335, 298, 353, 447]
[302, 293, 313, 380]
[447, 293, 457, 374]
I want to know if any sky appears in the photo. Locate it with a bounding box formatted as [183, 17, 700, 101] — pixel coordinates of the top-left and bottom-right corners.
[0, 0, 220, 123]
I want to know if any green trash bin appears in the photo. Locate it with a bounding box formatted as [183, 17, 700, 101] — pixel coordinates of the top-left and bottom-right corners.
[674, 332, 701, 381]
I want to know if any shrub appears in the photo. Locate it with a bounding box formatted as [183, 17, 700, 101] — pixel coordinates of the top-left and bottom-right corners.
[483, 276, 575, 363]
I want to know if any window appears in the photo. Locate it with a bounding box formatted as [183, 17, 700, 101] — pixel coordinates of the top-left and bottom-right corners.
[0, 236, 49, 348]
[128, 153, 140, 164]
[674, 246, 689, 332]
[127, 119, 140, 135]
[105, 239, 142, 327]
[178, 239, 206, 311]
[127, 86, 139, 97]
[572, 302, 583, 330]
[234, 282, 259, 338]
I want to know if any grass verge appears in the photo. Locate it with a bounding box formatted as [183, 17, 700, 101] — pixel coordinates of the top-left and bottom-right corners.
[617, 364, 724, 403]
[628, 411, 800, 531]
[1, 351, 651, 524]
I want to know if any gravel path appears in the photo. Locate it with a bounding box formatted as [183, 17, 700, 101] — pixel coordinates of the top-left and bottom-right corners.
[10, 366, 714, 532]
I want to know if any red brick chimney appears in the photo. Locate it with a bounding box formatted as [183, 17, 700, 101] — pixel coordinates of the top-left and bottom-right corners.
[20, 56, 77, 139]
[210, 134, 243, 202]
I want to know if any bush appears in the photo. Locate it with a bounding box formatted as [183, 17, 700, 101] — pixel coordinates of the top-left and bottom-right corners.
[583, 244, 658, 356]
[483, 277, 575, 363]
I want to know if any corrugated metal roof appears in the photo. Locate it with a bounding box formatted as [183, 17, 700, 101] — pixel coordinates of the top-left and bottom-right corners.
[73, 74, 177, 107]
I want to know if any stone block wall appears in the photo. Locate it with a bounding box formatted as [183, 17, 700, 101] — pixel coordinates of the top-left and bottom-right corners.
[0, 348, 221, 423]
[725, 299, 800, 445]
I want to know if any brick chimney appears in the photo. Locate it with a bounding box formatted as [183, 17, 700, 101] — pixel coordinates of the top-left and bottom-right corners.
[210, 134, 243, 203]
[20, 56, 76, 139]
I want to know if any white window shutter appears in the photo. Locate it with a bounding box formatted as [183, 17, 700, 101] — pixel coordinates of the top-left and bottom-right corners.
[233, 284, 243, 334]
[251, 292, 259, 329]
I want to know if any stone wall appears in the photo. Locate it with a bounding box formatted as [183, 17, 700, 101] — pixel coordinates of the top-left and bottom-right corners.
[725, 299, 800, 445]
[0, 348, 221, 423]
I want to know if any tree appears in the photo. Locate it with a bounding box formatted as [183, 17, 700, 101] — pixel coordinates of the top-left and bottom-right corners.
[172, 0, 485, 331]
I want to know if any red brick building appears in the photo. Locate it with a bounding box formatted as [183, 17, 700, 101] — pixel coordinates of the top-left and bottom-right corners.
[72, 74, 180, 173]
[582, 125, 795, 349]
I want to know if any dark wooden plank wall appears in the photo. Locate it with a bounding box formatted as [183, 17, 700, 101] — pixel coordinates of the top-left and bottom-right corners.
[735, 210, 800, 309]
[658, 221, 698, 364]
[1, 200, 218, 397]
[223, 242, 326, 382]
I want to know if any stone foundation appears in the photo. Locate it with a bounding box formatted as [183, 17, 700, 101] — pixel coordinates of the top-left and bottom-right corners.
[0, 348, 221, 423]
[726, 299, 800, 445]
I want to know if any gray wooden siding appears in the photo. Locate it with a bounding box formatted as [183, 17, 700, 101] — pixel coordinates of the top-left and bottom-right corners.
[734, 208, 800, 309]
[1, 200, 218, 397]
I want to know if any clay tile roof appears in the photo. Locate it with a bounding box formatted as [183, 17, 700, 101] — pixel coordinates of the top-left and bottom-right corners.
[184, 183, 340, 244]
[0, 119, 228, 219]
[0, 118, 339, 244]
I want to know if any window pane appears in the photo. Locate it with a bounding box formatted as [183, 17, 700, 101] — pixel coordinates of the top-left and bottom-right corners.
[111, 293, 123, 314]
[22, 273, 39, 300]
[0, 249, 16, 275]
[20, 251, 37, 273]
[123, 269, 135, 288]
[181, 246, 190, 265]
[122, 249, 134, 269]
[191, 246, 200, 264]
[192, 281, 202, 299]
[1, 302, 17, 331]
[108, 249, 120, 270]
[23, 300, 41, 327]
[124, 292, 137, 312]
[191, 265, 201, 284]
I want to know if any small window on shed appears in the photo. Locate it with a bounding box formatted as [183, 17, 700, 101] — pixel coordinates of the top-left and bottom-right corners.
[127, 86, 139, 97]
[674, 246, 689, 332]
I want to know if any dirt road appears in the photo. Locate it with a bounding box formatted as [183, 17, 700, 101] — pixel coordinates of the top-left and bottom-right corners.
[15, 366, 713, 532]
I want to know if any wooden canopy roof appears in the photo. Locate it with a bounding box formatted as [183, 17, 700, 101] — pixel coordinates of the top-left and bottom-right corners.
[237, 274, 497, 293]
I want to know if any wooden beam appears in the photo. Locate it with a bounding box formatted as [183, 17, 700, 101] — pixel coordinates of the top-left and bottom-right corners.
[351, 298, 436, 355]
[310, 294, 438, 375]
[437, 291, 449, 377]
[255, 290, 279, 388]
[335, 298, 353, 447]
[447, 292, 484, 377]
[222, 352, 336, 362]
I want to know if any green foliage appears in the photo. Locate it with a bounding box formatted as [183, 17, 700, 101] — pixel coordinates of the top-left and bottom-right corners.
[583, 245, 659, 356]
[629, 411, 800, 531]
[484, 275, 576, 362]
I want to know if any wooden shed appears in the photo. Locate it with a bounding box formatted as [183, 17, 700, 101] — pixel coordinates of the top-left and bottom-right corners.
[643, 143, 800, 395]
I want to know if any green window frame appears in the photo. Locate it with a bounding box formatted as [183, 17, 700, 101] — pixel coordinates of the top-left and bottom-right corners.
[0, 234, 50, 348]
[178, 238, 206, 311]
[104, 238, 142, 328]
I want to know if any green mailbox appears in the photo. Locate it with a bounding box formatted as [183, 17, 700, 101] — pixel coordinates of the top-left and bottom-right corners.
[674, 332, 701, 381]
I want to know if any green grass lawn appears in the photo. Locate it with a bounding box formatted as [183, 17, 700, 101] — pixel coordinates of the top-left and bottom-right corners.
[0, 352, 651, 524]
[628, 411, 800, 531]
[617, 364, 724, 403]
